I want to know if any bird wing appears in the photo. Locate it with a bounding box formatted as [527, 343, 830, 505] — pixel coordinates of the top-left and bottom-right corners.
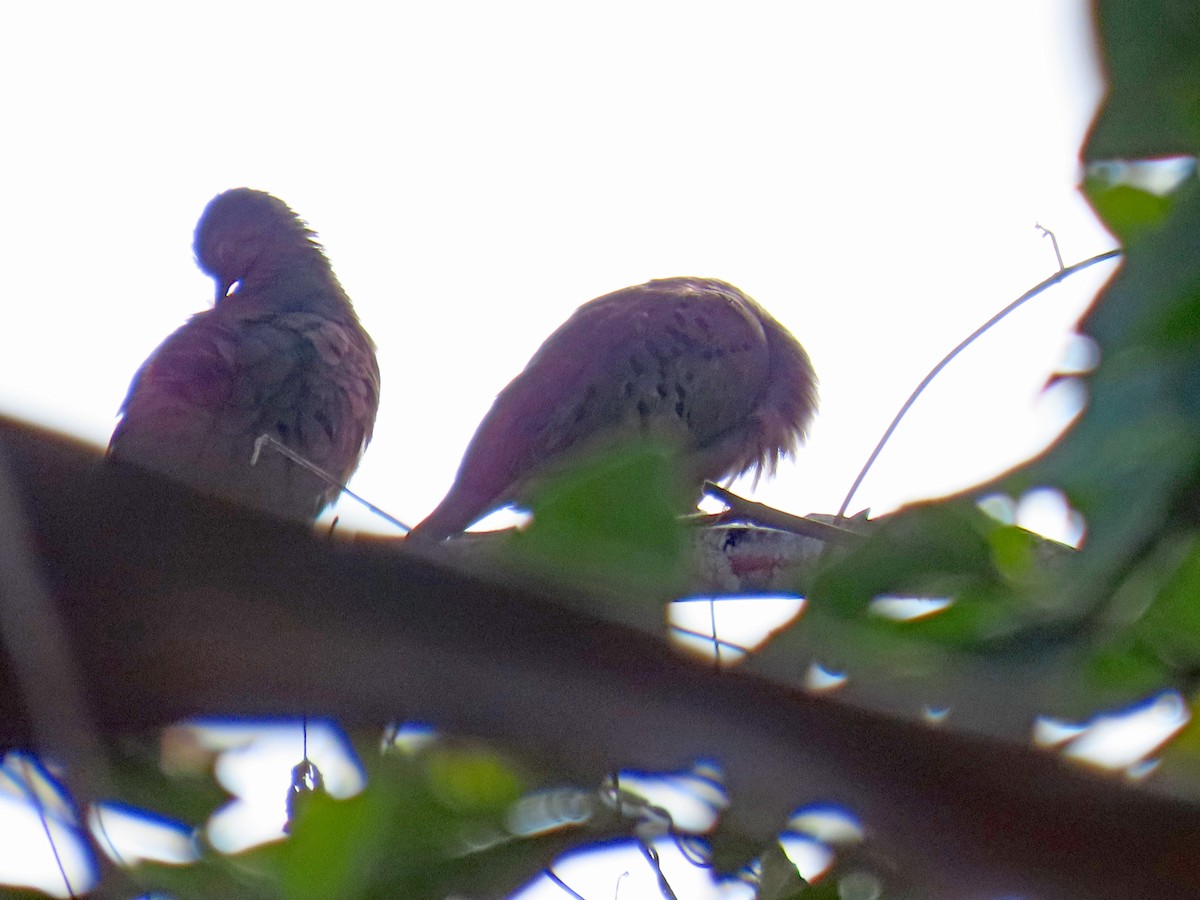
[110, 307, 379, 518]
[421, 278, 773, 536]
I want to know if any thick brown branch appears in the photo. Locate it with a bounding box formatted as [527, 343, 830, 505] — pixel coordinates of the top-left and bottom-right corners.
[0, 415, 1197, 899]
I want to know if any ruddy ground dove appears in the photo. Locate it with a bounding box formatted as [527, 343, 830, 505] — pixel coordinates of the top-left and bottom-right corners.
[109, 188, 380, 521]
[408, 276, 816, 542]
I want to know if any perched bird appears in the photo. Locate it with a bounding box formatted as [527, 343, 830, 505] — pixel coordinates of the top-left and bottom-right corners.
[408, 276, 817, 542]
[109, 188, 380, 521]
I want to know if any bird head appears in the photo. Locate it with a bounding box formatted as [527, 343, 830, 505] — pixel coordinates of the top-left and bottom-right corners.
[193, 188, 321, 302]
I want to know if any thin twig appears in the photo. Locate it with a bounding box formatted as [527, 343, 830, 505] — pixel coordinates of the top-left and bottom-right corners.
[836, 248, 1122, 519]
[708, 599, 721, 670]
[1036, 223, 1066, 272]
[544, 867, 588, 899]
[251, 434, 411, 532]
[89, 802, 129, 874]
[18, 756, 75, 898]
[637, 839, 681, 900]
[702, 482, 862, 545]
[671, 833, 711, 868]
[667, 624, 751, 658]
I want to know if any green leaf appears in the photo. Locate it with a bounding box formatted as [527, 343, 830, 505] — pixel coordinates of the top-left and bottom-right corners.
[426, 747, 523, 814]
[1159, 695, 1200, 775]
[1006, 180, 1200, 625]
[280, 790, 379, 900]
[1082, 179, 1177, 246]
[1130, 533, 1200, 669]
[986, 524, 1040, 582]
[272, 749, 522, 899]
[1074, 178, 1200, 350]
[1087, 0, 1200, 160]
[504, 443, 691, 625]
[1088, 639, 1172, 696]
[757, 841, 808, 900]
[882, 591, 1010, 646]
[811, 499, 1001, 617]
[107, 741, 227, 832]
[127, 853, 284, 900]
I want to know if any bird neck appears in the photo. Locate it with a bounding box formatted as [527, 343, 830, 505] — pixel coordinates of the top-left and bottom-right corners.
[233, 248, 354, 318]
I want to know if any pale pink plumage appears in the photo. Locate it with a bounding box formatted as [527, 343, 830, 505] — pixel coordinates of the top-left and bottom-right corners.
[408, 277, 816, 542]
[110, 189, 380, 521]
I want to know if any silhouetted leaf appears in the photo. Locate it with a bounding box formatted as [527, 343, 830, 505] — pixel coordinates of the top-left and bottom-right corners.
[757, 841, 808, 900]
[1088, 639, 1173, 697]
[107, 737, 228, 833]
[273, 747, 521, 899]
[1083, 180, 1178, 245]
[505, 443, 691, 626]
[1087, 0, 1200, 159]
[811, 500, 999, 617]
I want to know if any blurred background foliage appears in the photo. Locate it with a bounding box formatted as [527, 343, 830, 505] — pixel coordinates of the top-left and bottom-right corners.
[806, 0, 1200, 733]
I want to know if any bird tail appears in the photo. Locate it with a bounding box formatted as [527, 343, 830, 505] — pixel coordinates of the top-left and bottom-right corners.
[745, 313, 819, 482]
[405, 488, 489, 544]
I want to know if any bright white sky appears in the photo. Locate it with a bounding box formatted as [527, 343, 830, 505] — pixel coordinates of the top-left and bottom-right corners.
[0, 2, 1125, 896]
[2, 0, 1114, 537]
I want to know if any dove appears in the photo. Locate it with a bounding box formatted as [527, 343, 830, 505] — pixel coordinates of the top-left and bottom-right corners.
[407, 276, 816, 542]
[109, 188, 380, 521]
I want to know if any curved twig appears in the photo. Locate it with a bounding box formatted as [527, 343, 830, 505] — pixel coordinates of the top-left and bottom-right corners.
[836, 248, 1122, 519]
